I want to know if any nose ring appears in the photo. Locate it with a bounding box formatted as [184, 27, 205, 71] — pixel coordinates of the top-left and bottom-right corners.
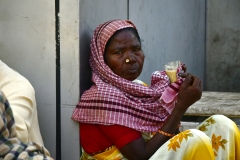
[126, 59, 130, 63]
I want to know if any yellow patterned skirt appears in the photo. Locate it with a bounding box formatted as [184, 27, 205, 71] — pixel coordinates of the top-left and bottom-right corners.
[80, 115, 240, 160]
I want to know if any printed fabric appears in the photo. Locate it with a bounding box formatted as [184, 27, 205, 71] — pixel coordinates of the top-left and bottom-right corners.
[0, 90, 53, 160]
[80, 115, 240, 160]
[71, 19, 184, 132]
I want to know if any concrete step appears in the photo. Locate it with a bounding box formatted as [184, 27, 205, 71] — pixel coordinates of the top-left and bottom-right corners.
[182, 91, 240, 131]
[180, 122, 199, 131]
[185, 91, 240, 117]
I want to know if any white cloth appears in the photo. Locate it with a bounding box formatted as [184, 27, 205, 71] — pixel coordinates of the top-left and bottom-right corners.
[0, 60, 45, 147]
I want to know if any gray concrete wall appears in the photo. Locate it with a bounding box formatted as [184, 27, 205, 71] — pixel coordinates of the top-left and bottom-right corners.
[60, 0, 80, 159]
[0, 1, 81, 159]
[0, 1, 56, 158]
[130, 0, 206, 85]
[206, 0, 240, 92]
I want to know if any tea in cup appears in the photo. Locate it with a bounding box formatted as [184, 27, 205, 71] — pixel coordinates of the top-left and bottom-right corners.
[164, 61, 180, 83]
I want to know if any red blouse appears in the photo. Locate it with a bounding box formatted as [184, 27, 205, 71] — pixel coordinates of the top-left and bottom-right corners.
[80, 123, 142, 154]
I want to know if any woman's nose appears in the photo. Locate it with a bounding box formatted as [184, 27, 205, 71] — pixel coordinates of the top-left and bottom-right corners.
[125, 51, 136, 62]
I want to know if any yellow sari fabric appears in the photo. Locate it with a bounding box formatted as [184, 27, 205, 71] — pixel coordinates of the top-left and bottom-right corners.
[80, 115, 240, 160]
[81, 146, 125, 160]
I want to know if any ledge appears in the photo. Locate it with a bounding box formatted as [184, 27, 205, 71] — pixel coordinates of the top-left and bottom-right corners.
[184, 91, 240, 117]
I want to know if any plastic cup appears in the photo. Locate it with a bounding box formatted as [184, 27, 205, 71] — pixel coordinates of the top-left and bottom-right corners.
[164, 61, 180, 83]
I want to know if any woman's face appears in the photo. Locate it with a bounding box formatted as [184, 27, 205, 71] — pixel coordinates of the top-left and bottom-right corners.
[104, 30, 145, 81]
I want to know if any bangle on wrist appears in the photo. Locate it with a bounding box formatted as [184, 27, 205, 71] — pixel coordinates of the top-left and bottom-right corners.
[158, 129, 175, 137]
[157, 123, 181, 137]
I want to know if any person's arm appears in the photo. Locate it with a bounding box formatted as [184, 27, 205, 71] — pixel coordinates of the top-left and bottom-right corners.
[0, 61, 44, 145]
[120, 74, 202, 160]
[3, 79, 37, 142]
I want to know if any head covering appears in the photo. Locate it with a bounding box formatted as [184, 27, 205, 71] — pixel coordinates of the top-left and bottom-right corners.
[71, 19, 183, 132]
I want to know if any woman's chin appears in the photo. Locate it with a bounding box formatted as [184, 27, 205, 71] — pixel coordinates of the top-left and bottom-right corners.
[122, 73, 140, 81]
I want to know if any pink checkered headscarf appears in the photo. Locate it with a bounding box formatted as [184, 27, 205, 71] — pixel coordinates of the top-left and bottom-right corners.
[71, 19, 183, 132]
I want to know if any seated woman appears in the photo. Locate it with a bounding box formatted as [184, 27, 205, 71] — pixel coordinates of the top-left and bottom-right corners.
[71, 19, 240, 160]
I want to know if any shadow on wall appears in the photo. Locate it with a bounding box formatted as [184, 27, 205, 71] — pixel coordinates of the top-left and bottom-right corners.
[80, 31, 92, 96]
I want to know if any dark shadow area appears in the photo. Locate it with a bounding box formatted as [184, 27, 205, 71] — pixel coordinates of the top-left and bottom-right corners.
[80, 30, 92, 96]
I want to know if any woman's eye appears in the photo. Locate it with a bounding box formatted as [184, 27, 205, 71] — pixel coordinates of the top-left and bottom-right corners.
[134, 48, 141, 52]
[116, 51, 122, 54]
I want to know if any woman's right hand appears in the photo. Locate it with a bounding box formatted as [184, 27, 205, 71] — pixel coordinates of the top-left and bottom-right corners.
[119, 73, 202, 160]
[176, 73, 202, 113]
[120, 74, 202, 160]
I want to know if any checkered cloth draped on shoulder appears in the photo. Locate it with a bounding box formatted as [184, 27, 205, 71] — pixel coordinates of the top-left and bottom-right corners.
[0, 90, 53, 160]
[71, 19, 184, 132]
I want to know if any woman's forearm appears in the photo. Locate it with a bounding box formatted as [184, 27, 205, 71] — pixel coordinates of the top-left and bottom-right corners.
[120, 75, 202, 160]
